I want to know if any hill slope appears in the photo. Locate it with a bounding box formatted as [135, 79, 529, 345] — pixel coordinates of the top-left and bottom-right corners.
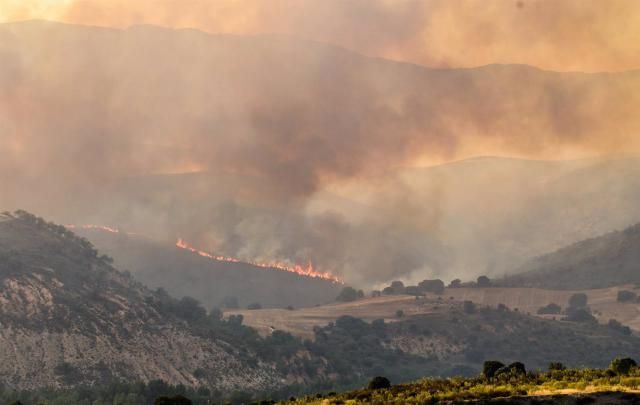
[72, 228, 341, 309]
[0, 211, 281, 391]
[502, 223, 640, 289]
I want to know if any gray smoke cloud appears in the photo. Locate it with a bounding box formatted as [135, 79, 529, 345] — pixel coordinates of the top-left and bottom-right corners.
[2, 21, 640, 285]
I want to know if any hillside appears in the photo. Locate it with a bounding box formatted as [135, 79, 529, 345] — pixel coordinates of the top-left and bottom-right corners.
[229, 294, 640, 375]
[501, 223, 640, 289]
[72, 227, 341, 309]
[0, 211, 283, 392]
[2, 213, 640, 401]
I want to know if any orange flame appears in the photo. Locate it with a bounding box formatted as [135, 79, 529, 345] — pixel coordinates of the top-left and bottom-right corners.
[176, 238, 343, 283]
[64, 224, 342, 283]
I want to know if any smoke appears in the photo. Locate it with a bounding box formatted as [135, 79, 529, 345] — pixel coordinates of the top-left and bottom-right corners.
[3, 0, 640, 72]
[1, 21, 640, 285]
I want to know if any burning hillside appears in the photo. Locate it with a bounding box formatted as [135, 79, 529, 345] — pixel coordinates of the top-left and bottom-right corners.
[66, 224, 342, 283]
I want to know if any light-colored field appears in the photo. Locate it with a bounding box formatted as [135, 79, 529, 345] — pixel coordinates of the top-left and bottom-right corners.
[445, 285, 640, 330]
[227, 285, 640, 339]
[226, 295, 449, 339]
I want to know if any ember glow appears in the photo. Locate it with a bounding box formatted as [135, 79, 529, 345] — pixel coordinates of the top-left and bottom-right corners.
[176, 238, 343, 283]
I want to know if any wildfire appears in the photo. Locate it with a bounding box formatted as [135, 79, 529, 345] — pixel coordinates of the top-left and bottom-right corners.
[176, 238, 343, 283]
[66, 224, 122, 234]
[64, 224, 342, 283]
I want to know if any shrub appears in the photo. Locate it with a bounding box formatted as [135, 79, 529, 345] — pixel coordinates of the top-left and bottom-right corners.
[617, 290, 637, 303]
[463, 300, 476, 314]
[477, 276, 491, 287]
[418, 279, 445, 294]
[396, 309, 404, 318]
[537, 303, 561, 315]
[610, 358, 638, 375]
[390, 281, 405, 294]
[565, 307, 597, 323]
[483, 361, 505, 378]
[568, 293, 588, 308]
[549, 362, 566, 371]
[368, 376, 391, 390]
[449, 279, 462, 288]
[336, 286, 359, 302]
[608, 319, 632, 335]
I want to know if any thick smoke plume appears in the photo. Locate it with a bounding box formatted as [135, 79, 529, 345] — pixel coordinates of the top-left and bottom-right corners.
[2, 21, 640, 284]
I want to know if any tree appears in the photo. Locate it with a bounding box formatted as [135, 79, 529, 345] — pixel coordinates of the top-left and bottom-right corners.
[395, 309, 404, 318]
[463, 300, 476, 314]
[608, 319, 632, 335]
[617, 290, 637, 303]
[568, 293, 588, 309]
[477, 276, 491, 287]
[418, 279, 445, 294]
[368, 376, 391, 390]
[565, 307, 596, 323]
[483, 361, 505, 378]
[336, 286, 359, 302]
[390, 281, 405, 294]
[610, 357, 637, 375]
[371, 290, 382, 297]
[537, 303, 561, 315]
[449, 279, 462, 288]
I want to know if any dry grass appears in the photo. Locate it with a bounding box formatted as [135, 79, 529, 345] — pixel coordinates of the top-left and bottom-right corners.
[227, 285, 640, 338]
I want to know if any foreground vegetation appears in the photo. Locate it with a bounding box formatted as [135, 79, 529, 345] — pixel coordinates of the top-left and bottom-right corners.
[287, 359, 640, 404]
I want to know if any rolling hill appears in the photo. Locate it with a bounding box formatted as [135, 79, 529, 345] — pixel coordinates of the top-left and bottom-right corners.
[71, 227, 341, 309]
[0, 211, 283, 392]
[501, 222, 640, 289]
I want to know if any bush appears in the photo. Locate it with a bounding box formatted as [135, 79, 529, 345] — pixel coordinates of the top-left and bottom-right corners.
[418, 279, 445, 294]
[537, 303, 561, 315]
[396, 309, 404, 318]
[390, 281, 405, 294]
[463, 300, 476, 314]
[336, 286, 359, 302]
[449, 279, 462, 288]
[483, 361, 505, 378]
[549, 362, 566, 371]
[565, 307, 597, 323]
[608, 319, 632, 335]
[477, 276, 491, 287]
[617, 290, 637, 303]
[568, 293, 588, 308]
[610, 357, 637, 375]
[368, 376, 391, 390]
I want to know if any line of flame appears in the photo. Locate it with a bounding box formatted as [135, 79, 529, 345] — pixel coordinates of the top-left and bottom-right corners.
[176, 238, 343, 283]
[64, 224, 343, 283]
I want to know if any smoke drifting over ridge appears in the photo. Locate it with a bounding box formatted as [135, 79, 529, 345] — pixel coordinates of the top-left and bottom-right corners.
[3, 0, 640, 72]
[2, 21, 640, 284]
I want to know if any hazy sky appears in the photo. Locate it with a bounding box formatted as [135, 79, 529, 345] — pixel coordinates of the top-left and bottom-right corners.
[2, 0, 640, 73]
